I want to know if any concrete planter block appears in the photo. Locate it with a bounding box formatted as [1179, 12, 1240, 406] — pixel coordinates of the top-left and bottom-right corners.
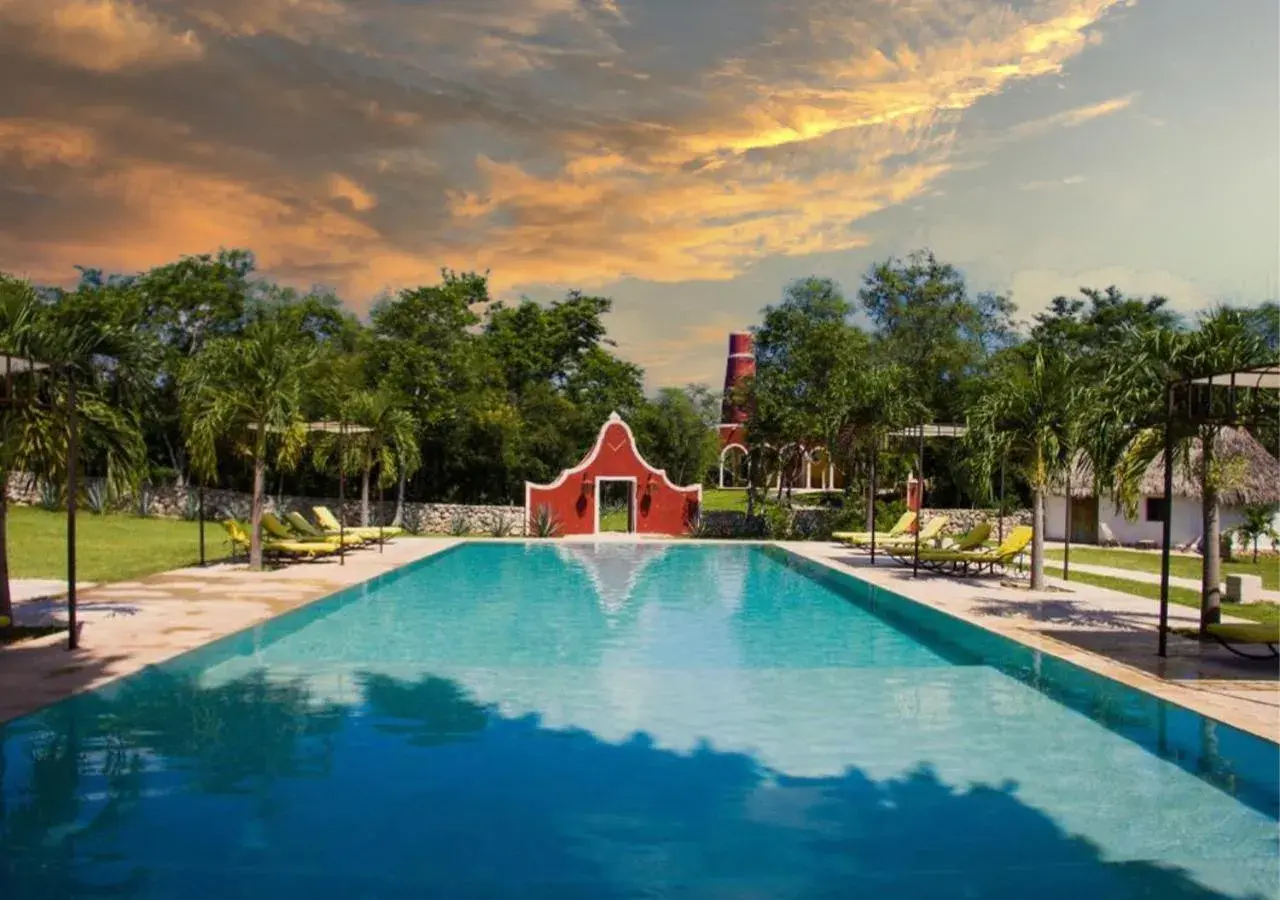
[1225, 574, 1263, 605]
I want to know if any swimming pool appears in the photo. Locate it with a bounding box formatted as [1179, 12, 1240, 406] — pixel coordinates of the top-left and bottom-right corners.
[1, 542, 1276, 898]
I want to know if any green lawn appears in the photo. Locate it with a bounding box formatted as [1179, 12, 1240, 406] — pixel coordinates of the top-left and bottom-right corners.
[1046, 546, 1279, 590]
[701, 488, 748, 512]
[1044, 563, 1279, 626]
[5, 506, 231, 583]
[599, 507, 629, 532]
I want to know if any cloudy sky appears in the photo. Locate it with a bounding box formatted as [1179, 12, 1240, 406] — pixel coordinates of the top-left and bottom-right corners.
[1, 0, 1276, 386]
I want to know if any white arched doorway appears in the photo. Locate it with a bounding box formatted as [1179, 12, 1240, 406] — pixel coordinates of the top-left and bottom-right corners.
[718, 443, 748, 488]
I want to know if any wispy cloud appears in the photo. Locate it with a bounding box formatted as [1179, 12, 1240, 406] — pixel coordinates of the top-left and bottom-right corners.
[1010, 92, 1139, 140]
[0, 0, 1130, 295]
[1019, 174, 1088, 191]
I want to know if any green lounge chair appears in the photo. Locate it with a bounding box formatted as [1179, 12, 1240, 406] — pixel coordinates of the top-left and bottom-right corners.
[1202, 623, 1279, 660]
[943, 522, 992, 551]
[850, 515, 948, 551]
[313, 505, 402, 540]
[911, 525, 1034, 575]
[833, 511, 916, 545]
[286, 511, 363, 545]
[262, 512, 340, 546]
[222, 520, 335, 562]
[889, 520, 988, 563]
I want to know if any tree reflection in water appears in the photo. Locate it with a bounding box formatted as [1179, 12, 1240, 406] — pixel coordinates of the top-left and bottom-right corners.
[0, 667, 1272, 899]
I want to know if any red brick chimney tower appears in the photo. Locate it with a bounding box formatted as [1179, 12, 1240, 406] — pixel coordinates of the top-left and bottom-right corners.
[720, 332, 755, 425]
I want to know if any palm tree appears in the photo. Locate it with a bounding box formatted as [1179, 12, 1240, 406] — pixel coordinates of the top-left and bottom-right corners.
[1, 274, 148, 622]
[324, 389, 420, 526]
[1235, 503, 1279, 563]
[180, 314, 320, 569]
[834, 362, 922, 532]
[1100, 308, 1274, 627]
[966, 346, 1080, 589]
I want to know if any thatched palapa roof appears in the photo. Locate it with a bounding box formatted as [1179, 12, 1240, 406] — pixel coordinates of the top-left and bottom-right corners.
[1053, 427, 1280, 505]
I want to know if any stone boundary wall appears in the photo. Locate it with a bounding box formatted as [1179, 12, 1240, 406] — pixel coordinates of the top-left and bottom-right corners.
[919, 507, 1032, 537]
[5, 472, 525, 536]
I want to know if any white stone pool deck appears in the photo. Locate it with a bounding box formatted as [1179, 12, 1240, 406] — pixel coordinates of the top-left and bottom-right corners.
[1, 537, 1276, 743]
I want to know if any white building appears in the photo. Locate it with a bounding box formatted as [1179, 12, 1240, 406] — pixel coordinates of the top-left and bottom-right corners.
[1046, 427, 1280, 549]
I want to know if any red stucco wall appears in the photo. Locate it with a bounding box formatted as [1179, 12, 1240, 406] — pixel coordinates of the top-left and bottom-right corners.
[526, 414, 703, 536]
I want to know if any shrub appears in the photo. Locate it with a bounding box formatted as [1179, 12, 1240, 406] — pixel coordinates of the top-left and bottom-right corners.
[448, 511, 470, 536]
[490, 513, 514, 538]
[760, 502, 796, 540]
[531, 504, 562, 538]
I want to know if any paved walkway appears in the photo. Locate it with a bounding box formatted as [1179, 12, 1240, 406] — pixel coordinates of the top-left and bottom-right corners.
[0, 539, 459, 723]
[1050, 560, 1280, 603]
[784, 544, 1278, 741]
[7, 578, 97, 608]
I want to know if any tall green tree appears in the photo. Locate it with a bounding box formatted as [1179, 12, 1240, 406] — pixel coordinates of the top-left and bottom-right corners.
[135, 250, 257, 481]
[635, 386, 720, 486]
[858, 250, 1015, 419]
[967, 346, 1081, 589]
[180, 312, 320, 569]
[748, 277, 867, 498]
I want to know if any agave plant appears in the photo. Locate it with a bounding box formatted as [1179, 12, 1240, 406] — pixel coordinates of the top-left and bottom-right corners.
[182, 490, 201, 522]
[688, 510, 711, 539]
[531, 504, 561, 538]
[448, 511, 470, 536]
[489, 513, 514, 538]
[84, 478, 110, 515]
[136, 482, 155, 518]
[37, 478, 62, 511]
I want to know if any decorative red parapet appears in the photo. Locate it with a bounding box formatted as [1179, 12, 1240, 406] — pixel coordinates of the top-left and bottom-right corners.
[526, 413, 703, 536]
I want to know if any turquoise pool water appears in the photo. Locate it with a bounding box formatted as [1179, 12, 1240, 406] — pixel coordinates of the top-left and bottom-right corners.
[1, 542, 1276, 898]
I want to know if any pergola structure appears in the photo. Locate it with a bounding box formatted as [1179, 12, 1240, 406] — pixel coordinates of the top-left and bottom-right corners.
[1, 352, 80, 649]
[876, 423, 967, 576]
[238, 419, 374, 565]
[1156, 364, 1279, 657]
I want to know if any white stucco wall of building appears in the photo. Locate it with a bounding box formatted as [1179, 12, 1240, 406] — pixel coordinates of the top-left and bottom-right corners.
[1046, 493, 1278, 550]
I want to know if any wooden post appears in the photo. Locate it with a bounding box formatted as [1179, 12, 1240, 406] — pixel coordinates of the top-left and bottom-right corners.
[913, 422, 924, 578]
[66, 378, 78, 651]
[339, 419, 346, 566]
[1158, 385, 1175, 657]
[198, 484, 206, 566]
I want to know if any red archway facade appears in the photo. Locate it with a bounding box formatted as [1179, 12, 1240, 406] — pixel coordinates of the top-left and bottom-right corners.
[526, 413, 702, 536]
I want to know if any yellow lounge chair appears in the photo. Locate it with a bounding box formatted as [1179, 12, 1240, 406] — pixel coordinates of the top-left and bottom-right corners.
[313, 506, 402, 540]
[911, 526, 1033, 575]
[1202, 623, 1279, 660]
[833, 511, 916, 545]
[222, 520, 335, 562]
[285, 511, 363, 545]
